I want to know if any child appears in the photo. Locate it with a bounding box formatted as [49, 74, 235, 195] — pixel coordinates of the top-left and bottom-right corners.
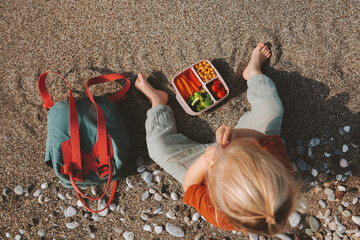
[135, 42, 298, 236]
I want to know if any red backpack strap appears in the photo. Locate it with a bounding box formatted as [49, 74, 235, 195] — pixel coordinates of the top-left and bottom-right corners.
[38, 72, 83, 176]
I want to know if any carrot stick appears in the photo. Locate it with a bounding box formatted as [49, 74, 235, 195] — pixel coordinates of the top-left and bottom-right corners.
[187, 77, 200, 92]
[175, 79, 188, 99]
[183, 75, 195, 92]
[180, 77, 193, 96]
[188, 70, 202, 88]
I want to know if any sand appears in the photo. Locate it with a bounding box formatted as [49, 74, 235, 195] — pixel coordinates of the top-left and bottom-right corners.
[0, 0, 359, 239]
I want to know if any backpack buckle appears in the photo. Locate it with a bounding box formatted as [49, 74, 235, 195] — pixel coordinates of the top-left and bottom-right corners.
[97, 165, 109, 178]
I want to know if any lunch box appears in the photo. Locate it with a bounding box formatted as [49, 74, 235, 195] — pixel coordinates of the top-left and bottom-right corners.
[172, 60, 229, 115]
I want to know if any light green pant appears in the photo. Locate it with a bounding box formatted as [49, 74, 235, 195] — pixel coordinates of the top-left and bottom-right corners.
[145, 74, 284, 183]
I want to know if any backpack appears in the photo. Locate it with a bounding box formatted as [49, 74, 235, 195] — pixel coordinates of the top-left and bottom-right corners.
[38, 71, 132, 212]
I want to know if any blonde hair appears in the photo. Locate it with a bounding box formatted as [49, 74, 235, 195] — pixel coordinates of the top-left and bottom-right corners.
[206, 138, 299, 236]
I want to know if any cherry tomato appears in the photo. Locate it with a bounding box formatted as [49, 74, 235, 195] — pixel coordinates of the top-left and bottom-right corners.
[217, 88, 226, 98]
[211, 83, 220, 93]
[213, 80, 221, 86]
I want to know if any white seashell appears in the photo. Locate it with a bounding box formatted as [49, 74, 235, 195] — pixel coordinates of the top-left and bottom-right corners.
[324, 152, 331, 157]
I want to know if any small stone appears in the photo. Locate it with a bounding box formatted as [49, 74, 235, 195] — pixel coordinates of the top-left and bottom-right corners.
[149, 188, 156, 194]
[83, 213, 90, 218]
[37, 229, 47, 237]
[77, 200, 84, 207]
[341, 201, 349, 207]
[141, 213, 149, 221]
[166, 210, 176, 219]
[170, 192, 178, 201]
[154, 225, 163, 234]
[33, 189, 41, 197]
[336, 224, 346, 234]
[319, 200, 327, 208]
[19, 229, 25, 235]
[307, 148, 313, 157]
[3, 188, 10, 195]
[142, 190, 150, 201]
[98, 200, 109, 216]
[192, 212, 201, 222]
[249, 233, 259, 240]
[66, 193, 72, 199]
[337, 186, 346, 192]
[353, 197, 359, 205]
[342, 145, 349, 153]
[58, 193, 66, 200]
[137, 164, 147, 173]
[341, 210, 351, 217]
[335, 214, 342, 224]
[288, 212, 301, 227]
[328, 193, 336, 201]
[153, 170, 162, 175]
[324, 209, 331, 218]
[305, 228, 313, 236]
[123, 231, 135, 240]
[165, 223, 185, 237]
[335, 191, 344, 200]
[344, 126, 350, 132]
[143, 224, 151, 232]
[5, 233, 11, 238]
[15, 235, 21, 240]
[352, 216, 360, 225]
[300, 201, 307, 209]
[126, 177, 136, 188]
[141, 171, 153, 183]
[324, 152, 331, 157]
[41, 182, 48, 189]
[297, 159, 307, 171]
[309, 216, 320, 232]
[90, 233, 95, 239]
[329, 222, 337, 231]
[311, 169, 318, 177]
[155, 175, 161, 183]
[66, 221, 79, 229]
[153, 206, 163, 214]
[275, 233, 292, 240]
[66, 206, 77, 217]
[109, 203, 116, 211]
[313, 185, 323, 193]
[92, 213, 100, 221]
[324, 188, 334, 195]
[308, 138, 320, 147]
[154, 193, 163, 201]
[340, 159, 348, 168]
[344, 170, 352, 176]
[336, 174, 343, 181]
[14, 185, 24, 195]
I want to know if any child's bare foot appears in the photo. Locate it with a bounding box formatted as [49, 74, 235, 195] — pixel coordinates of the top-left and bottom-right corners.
[242, 42, 271, 80]
[135, 73, 168, 107]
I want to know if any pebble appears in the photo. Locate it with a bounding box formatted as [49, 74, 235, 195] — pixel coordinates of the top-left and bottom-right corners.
[344, 170, 352, 176]
[77, 200, 84, 207]
[33, 189, 41, 197]
[329, 222, 337, 231]
[15, 235, 21, 240]
[37, 229, 47, 237]
[337, 186, 346, 191]
[334, 214, 342, 224]
[340, 159, 348, 168]
[297, 159, 307, 171]
[192, 212, 201, 222]
[98, 200, 109, 216]
[153, 170, 162, 175]
[342, 144, 349, 153]
[328, 193, 336, 201]
[275, 233, 292, 240]
[309, 216, 320, 232]
[66, 193, 72, 199]
[92, 213, 100, 221]
[109, 203, 116, 211]
[324, 188, 334, 195]
[352, 216, 360, 225]
[141, 213, 149, 221]
[149, 188, 157, 194]
[142, 190, 150, 201]
[5, 233, 11, 238]
[341, 210, 351, 217]
[296, 145, 305, 155]
[154, 193, 163, 201]
[170, 192, 178, 201]
[342, 201, 349, 207]
[324, 152, 331, 157]
[289, 212, 301, 227]
[165, 223, 185, 237]
[58, 193, 66, 200]
[137, 164, 147, 173]
[90, 233, 95, 238]
[311, 169, 318, 177]
[123, 231, 135, 240]
[19, 229, 25, 235]
[155, 175, 162, 183]
[308, 138, 320, 147]
[14, 185, 24, 195]
[344, 126, 350, 132]
[154, 225, 163, 234]
[66, 206, 77, 217]
[336, 174, 343, 181]
[292, 162, 298, 172]
[353, 197, 359, 205]
[126, 177, 136, 188]
[307, 148, 313, 157]
[141, 171, 153, 183]
[249, 233, 259, 240]
[166, 210, 176, 219]
[66, 221, 79, 229]
[3, 187, 10, 195]
[41, 182, 48, 189]
[143, 224, 151, 232]
[337, 224, 347, 234]
[153, 206, 163, 214]
[319, 200, 327, 208]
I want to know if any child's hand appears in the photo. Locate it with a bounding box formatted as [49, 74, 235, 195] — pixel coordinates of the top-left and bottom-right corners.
[216, 124, 233, 147]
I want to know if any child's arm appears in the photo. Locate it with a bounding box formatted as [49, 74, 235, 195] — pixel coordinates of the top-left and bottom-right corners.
[216, 124, 265, 147]
[182, 146, 215, 192]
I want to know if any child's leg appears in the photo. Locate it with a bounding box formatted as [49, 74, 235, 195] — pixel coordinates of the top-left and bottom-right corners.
[135, 74, 210, 183]
[235, 43, 284, 135]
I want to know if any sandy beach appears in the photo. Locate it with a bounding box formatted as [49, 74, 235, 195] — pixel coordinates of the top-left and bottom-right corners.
[0, 1, 359, 239]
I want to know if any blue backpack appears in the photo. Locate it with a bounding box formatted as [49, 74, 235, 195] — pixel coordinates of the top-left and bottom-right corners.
[38, 72, 132, 212]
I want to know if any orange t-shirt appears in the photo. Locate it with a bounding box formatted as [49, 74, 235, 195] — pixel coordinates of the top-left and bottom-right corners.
[183, 135, 293, 231]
